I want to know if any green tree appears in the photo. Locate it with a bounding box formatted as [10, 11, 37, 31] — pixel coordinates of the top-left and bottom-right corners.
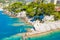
[26, 2, 39, 17]
[38, 3, 55, 15]
[46, 3, 55, 15]
[7, 2, 23, 14]
[3, 1, 56, 20]
[53, 12, 60, 20]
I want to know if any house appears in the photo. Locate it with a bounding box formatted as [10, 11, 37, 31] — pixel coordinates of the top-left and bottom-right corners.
[42, 15, 54, 22]
[46, 0, 60, 11]
[55, 6, 60, 11]
[47, 0, 60, 5]
[17, 11, 26, 18]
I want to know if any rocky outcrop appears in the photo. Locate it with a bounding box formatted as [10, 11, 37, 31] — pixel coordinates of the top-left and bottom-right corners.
[33, 20, 60, 32]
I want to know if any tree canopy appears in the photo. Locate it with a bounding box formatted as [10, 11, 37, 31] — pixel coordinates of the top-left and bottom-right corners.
[4, 1, 60, 20]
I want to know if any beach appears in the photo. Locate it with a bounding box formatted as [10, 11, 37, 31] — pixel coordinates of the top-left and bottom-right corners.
[27, 30, 60, 40]
[2, 29, 60, 40]
[25, 29, 60, 37]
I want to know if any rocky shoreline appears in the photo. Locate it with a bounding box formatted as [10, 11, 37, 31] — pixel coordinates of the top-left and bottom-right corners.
[2, 9, 60, 38]
[3, 9, 33, 26]
[3, 10, 16, 17]
[23, 20, 60, 37]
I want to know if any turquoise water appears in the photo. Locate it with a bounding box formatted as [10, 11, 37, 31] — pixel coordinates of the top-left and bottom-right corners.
[0, 10, 60, 40]
[27, 30, 60, 40]
[0, 11, 32, 40]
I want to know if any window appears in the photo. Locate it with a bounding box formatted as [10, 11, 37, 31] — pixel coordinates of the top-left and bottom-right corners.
[57, 1, 60, 4]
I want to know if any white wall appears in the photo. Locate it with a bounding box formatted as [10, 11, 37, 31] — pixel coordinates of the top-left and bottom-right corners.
[47, 0, 57, 4]
[54, 0, 57, 4]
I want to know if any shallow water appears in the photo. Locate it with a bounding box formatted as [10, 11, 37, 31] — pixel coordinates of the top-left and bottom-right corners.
[0, 11, 32, 40]
[2, 30, 60, 40]
[27, 30, 60, 40]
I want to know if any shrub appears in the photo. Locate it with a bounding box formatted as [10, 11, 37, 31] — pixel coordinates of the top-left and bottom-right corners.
[53, 12, 60, 20]
[39, 3, 55, 15]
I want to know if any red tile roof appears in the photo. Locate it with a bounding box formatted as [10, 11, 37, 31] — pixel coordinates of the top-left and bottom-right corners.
[55, 6, 60, 11]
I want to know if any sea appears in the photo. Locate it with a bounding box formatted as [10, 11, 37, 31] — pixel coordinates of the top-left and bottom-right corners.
[0, 10, 60, 40]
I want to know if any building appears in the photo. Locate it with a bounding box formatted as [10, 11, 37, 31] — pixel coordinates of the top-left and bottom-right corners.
[47, 0, 60, 5]
[55, 6, 60, 11]
[24, 0, 60, 5]
[46, 0, 60, 11]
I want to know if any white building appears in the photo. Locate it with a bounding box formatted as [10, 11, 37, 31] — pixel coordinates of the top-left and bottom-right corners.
[25, 0, 60, 5]
[46, 0, 60, 5]
[42, 15, 54, 22]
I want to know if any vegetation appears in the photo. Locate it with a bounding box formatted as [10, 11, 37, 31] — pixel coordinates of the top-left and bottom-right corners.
[4, 2, 23, 14]
[3, 1, 60, 20]
[0, 0, 5, 3]
[26, 2, 55, 17]
[39, 3, 55, 15]
[52, 12, 60, 20]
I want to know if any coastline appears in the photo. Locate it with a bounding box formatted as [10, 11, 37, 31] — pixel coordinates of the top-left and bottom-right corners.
[2, 9, 60, 38]
[20, 17, 33, 26]
[2, 29, 60, 40]
[25, 29, 60, 37]
[3, 10, 33, 26]
[3, 10, 16, 18]
[0, 8, 3, 11]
